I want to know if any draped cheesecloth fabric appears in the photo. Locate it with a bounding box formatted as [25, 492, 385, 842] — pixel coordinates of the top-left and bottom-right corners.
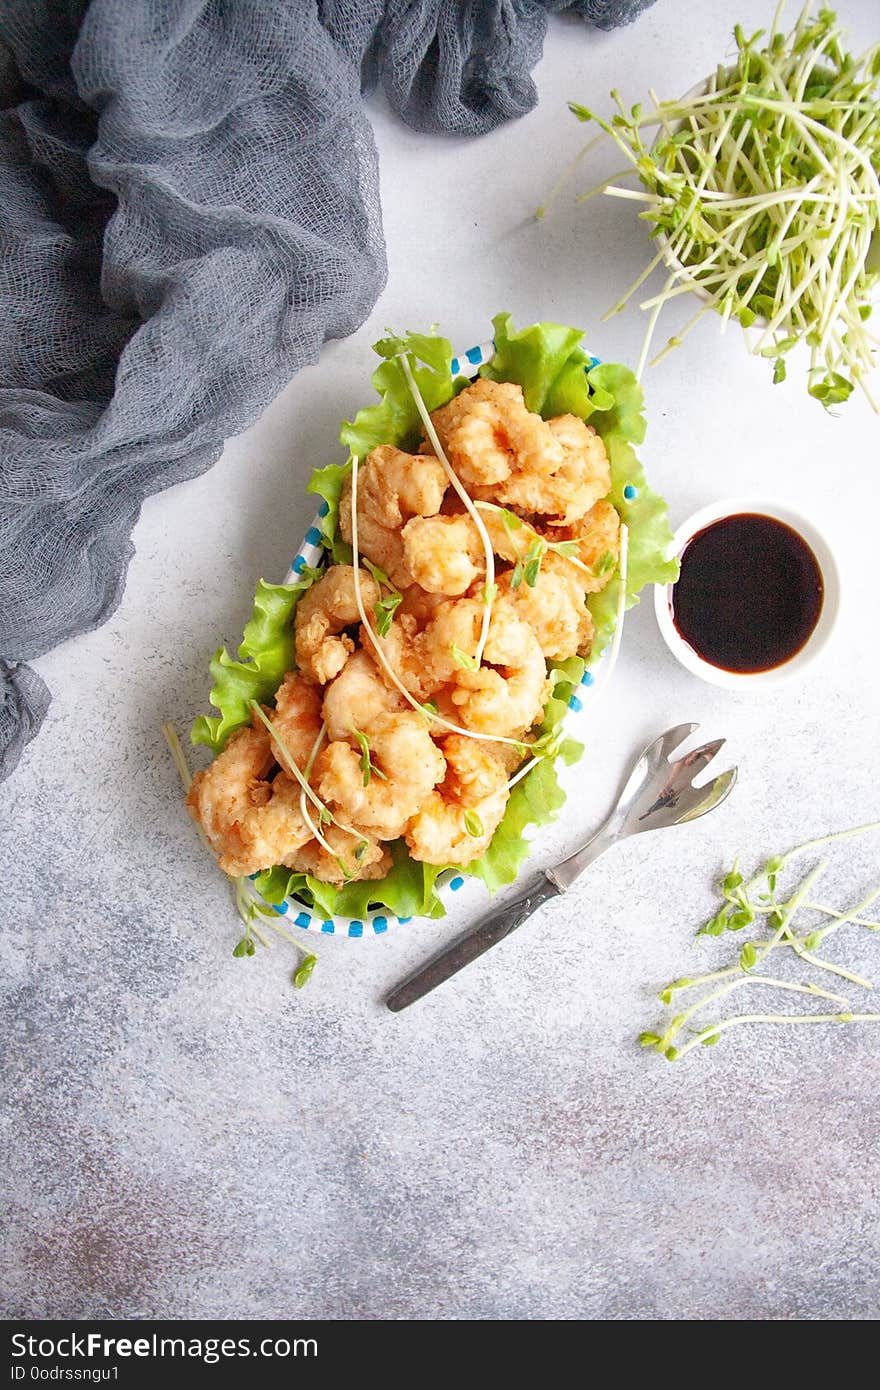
[0, 0, 655, 781]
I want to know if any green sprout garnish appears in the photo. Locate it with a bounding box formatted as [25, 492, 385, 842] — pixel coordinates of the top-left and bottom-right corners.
[374, 591, 403, 637]
[294, 953, 318, 989]
[641, 820, 880, 1062]
[511, 538, 545, 590]
[363, 559, 404, 637]
[451, 644, 479, 670]
[232, 876, 319, 989]
[542, 4, 880, 411]
[464, 810, 485, 838]
[350, 727, 387, 787]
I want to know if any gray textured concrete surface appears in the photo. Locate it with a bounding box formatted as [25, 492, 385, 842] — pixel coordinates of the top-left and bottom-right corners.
[3, 0, 879, 1320]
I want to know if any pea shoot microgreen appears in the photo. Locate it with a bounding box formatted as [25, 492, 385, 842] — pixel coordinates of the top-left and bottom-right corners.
[511, 538, 545, 590]
[363, 558, 403, 637]
[641, 819, 880, 1062]
[374, 592, 402, 638]
[294, 953, 318, 989]
[541, 3, 880, 410]
[350, 727, 387, 787]
[451, 644, 479, 670]
[232, 876, 319, 989]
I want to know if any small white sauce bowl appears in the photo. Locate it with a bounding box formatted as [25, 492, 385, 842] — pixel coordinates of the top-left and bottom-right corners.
[654, 497, 841, 690]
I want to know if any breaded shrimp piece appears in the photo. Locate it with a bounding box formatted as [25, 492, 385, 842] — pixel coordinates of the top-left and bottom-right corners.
[186, 725, 312, 877]
[322, 648, 404, 743]
[398, 584, 448, 627]
[544, 415, 611, 524]
[429, 379, 563, 486]
[339, 445, 448, 589]
[401, 513, 485, 595]
[358, 444, 448, 528]
[472, 497, 620, 594]
[551, 498, 621, 590]
[315, 711, 447, 841]
[284, 825, 391, 885]
[414, 597, 484, 687]
[295, 564, 379, 686]
[471, 415, 610, 527]
[406, 504, 529, 568]
[363, 613, 436, 701]
[405, 735, 510, 867]
[449, 604, 549, 738]
[497, 551, 594, 661]
[269, 670, 323, 770]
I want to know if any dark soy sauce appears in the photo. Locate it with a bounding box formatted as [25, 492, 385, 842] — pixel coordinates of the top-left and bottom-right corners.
[671, 513, 824, 674]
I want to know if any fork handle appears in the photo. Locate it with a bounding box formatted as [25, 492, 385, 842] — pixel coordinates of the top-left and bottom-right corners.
[385, 873, 561, 1012]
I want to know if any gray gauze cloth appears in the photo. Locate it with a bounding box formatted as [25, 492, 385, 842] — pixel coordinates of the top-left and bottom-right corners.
[0, 0, 655, 782]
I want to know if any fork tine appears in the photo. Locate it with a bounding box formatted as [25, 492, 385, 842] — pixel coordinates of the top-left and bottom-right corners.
[653, 722, 700, 761]
[678, 766, 738, 823]
[673, 737, 726, 779]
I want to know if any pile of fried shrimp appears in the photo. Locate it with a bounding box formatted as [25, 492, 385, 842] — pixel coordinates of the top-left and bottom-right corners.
[187, 377, 621, 888]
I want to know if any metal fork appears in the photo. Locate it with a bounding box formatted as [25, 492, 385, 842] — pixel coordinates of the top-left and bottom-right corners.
[386, 723, 737, 1012]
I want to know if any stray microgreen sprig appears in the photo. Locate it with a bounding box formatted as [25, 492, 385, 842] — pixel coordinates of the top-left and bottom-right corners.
[233, 877, 319, 988]
[641, 818, 880, 1061]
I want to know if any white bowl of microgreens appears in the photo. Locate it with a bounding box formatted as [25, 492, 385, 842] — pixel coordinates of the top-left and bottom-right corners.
[541, 3, 880, 411]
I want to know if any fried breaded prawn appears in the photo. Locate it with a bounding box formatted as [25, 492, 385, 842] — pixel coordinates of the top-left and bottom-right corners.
[427, 381, 611, 526]
[401, 513, 485, 595]
[322, 647, 404, 743]
[315, 711, 446, 841]
[429, 379, 563, 485]
[339, 445, 448, 589]
[405, 735, 510, 866]
[431, 600, 549, 738]
[497, 551, 594, 662]
[471, 413, 611, 526]
[538, 499, 621, 591]
[186, 724, 312, 877]
[269, 670, 324, 769]
[294, 564, 379, 686]
[284, 825, 391, 885]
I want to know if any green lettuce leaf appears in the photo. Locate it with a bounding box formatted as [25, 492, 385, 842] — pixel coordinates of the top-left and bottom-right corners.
[584, 361, 679, 661]
[255, 841, 447, 921]
[306, 462, 352, 564]
[191, 576, 314, 750]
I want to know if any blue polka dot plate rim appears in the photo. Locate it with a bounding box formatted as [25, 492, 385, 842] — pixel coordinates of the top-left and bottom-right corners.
[268, 339, 633, 939]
